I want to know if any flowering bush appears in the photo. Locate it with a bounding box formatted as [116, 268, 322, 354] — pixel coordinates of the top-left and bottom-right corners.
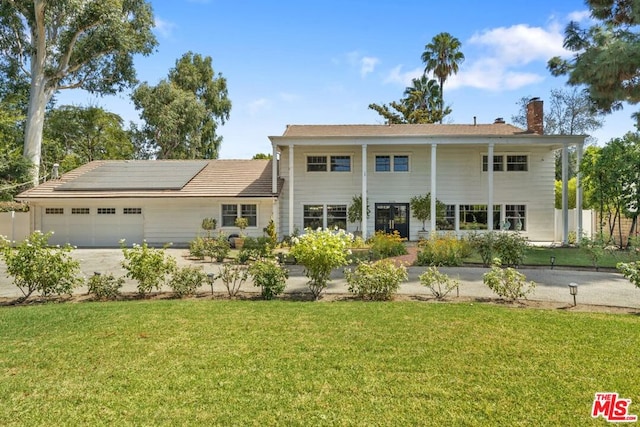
[121, 241, 177, 296]
[171, 266, 206, 297]
[345, 259, 407, 300]
[289, 228, 352, 299]
[483, 258, 535, 301]
[0, 231, 82, 302]
[249, 258, 288, 300]
[217, 261, 249, 297]
[367, 230, 407, 260]
[87, 273, 125, 300]
[469, 232, 528, 267]
[419, 267, 459, 299]
[617, 261, 640, 288]
[416, 234, 471, 266]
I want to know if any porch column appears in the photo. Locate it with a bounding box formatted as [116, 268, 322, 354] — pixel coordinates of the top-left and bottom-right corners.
[288, 144, 294, 236]
[272, 144, 278, 194]
[576, 141, 584, 243]
[561, 142, 569, 245]
[430, 143, 437, 232]
[487, 142, 494, 231]
[361, 144, 368, 239]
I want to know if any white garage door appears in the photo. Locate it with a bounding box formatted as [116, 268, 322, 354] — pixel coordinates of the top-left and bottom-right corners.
[41, 206, 144, 247]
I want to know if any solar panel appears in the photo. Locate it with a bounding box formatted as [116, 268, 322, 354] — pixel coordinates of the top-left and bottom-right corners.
[55, 161, 209, 191]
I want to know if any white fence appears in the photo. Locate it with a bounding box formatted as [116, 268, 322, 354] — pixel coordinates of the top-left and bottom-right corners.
[554, 209, 594, 242]
[0, 211, 30, 242]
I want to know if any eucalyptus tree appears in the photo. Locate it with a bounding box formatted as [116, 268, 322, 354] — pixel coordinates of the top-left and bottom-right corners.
[132, 52, 231, 159]
[421, 32, 465, 123]
[548, 0, 640, 126]
[0, 0, 157, 185]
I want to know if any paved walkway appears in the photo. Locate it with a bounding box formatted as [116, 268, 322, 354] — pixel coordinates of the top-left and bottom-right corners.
[1, 249, 638, 310]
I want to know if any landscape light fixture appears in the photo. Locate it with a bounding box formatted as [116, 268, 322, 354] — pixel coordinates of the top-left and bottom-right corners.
[550, 256, 556, 269]
[207, 273, 215, 295]
[568, 282, 578, 307]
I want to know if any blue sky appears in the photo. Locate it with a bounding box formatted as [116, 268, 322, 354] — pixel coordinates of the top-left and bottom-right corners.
[58, 0, 637, 158]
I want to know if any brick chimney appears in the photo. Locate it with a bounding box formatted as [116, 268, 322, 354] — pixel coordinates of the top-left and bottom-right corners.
[526, 97, 543, 134]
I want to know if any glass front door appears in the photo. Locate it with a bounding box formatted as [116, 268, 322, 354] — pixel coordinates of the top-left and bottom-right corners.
[375, 203, 409, 239]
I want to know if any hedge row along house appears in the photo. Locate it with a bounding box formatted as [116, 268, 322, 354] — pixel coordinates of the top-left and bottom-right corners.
[17, 99, 585, 247]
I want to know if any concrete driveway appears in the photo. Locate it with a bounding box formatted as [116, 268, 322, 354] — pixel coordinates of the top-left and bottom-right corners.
[0, 249, 638, 310]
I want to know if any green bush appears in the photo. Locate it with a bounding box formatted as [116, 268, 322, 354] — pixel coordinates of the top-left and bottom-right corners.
[0, 231, 83, 302]
[238, 237, 273, 263]
[87, 273, 124, 300]
[482, 258, 535, 301]
[203, 233, 231, 262]
[469, 232, 527, 267]
[367, 230, 407, 260]
[579, 233, 608, 271]
[345, 259, 407, 301]
[217, 262, 249, 297]
[617, 261, 640, 288]
[290, 228, 352, 299]
[419, 267, 460, 299]
[264, 217, 277, 248]
[249, 258, 288, 300]
[171, 266, 206, 297]
[416, 234, 471, 266]
[121, 241, 177, 296]
[189, 235, 206, 260]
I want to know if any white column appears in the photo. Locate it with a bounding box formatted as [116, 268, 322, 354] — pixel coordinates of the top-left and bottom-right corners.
[361, 144, 368, 240]
[562, 143, 569, 245]
[576, 141, 584, 243]
[430, 143, 437, 233]
[272, 144, 278, 194]
[288, 144, 294, 236]
[487, 143, 494, 231]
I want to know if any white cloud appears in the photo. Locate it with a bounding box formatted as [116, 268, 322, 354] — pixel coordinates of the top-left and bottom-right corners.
[383, 65, 423, 86]
[154, 17, 176, 38]
[567, 10, 591, 23]
[248, 98, 270, 115]
[344, 51, 380, 78]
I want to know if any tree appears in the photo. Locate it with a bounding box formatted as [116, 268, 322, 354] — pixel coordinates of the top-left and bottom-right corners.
[252, 153, 272, 160]
[511, 89, 604, 179]
[369, 76, 449, 124]
[547, 1, 640, 125]
[0, 0, 157, 185]
[421, 32, 464, 123]
[132, 52, 231, 159]
[43, 105, 133, 173]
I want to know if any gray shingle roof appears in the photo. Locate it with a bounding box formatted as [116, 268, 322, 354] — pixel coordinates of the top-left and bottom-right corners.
[279, 123, 530, 137]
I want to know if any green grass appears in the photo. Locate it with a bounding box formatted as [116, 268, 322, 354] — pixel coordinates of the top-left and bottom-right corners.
[1, 300, 639, 425]
[463, 246, 640, 269]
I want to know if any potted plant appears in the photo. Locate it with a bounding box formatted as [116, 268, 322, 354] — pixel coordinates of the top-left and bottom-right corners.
[347, 194, 370, 237]
[234, 217, 249, 249]
[410, 193, 445, 239]
[201, 217, 217, 238]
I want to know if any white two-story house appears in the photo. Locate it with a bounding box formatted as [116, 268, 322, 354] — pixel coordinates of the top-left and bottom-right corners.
[269, 99, 585, 243]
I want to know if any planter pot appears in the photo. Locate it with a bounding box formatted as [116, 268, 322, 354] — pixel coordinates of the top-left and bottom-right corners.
[417, 230, 429, 240]
[234, 237, 245, 249]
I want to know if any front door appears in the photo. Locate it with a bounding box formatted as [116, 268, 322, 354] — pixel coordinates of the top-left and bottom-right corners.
[375, 203, 410, 239]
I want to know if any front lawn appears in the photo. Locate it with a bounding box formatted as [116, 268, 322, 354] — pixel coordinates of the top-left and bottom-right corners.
[1, 300, 638, 425]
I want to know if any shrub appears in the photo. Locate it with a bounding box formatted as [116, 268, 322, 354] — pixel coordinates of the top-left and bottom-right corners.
[0, 231, 83, 302]
[579, 233, 607, 271]
[249, 258, 288, 300]
[419, 267, 460, 299]
[469, 232, 527, 267]
[345, 259, 407, 300]
[617, 261, 640, 288]
[121, 241, 177, 296]
[238, 236, 273, 263]
[483, 258, 535, 301]
[416, 234, 471, 266]
[189, 235, 206, 260]
[171, 266, 206, 297]
[87, 273, 124, 300]
[203, 232, 231, 262]
[367, 230, 407, 260]
[217, 262, 249, 297]
[289, 228, 352, 299]
[264, 217, 277, 248]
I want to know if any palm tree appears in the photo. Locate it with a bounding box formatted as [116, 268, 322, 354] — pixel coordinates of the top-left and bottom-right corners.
[401, 76, 449, 123]
[421, 32, 465, 123]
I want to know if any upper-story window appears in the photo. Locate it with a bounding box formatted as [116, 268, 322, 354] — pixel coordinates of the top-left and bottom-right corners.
[375, 155, 409, 172]
[307, 155, 351, 172]
[482, 154, 527, 172]
[307, 156, 327, 172]
[330, 156, 351, 172]
[506, 155, 528, 171]
[482, 155, 504, 172]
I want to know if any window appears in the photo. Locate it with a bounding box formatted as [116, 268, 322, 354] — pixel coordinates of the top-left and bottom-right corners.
[97, 208, 116, 215]
[507, 155, 528, 171]
[327, 205, 347, 230]
[459, 205, 500, 230]
[221, 204, 238, 227]
[307, 156, 327, 172]
[504, 205, 526, 231]
[394, 155, 409, 172]
[303, 205, 323, 229]
[330, 156, 351, 172]
[45, 208, 64, 215]
[241, 204, 257, 227]
[437, 205, 455, 230]
[376, 155, 409, 172]
[123, 208, 142, 215]
[482, 155, 504, 172]
[71, 208, 89, 215]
